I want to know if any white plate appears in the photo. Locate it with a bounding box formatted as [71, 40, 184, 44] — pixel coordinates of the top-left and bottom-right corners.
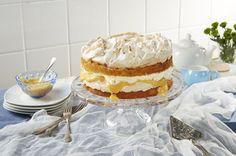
[5, 96, 69, 109]
[3, 101, 65, 112]
[4, 106, 63, 115]
[3, 101, 64, 115]
[4, 104, 63, 113]
[4, 79, 71, 107]
[4, 100, 67, 111]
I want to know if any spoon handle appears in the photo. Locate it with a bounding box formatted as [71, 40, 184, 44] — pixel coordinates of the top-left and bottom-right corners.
[39, 57, 56, 82]
[32, 117, 62, 135]
[45, 121, 60, 136]
[192, 140, 210, 156]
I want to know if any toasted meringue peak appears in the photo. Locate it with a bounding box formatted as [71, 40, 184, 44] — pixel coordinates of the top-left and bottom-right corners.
[81, 32, 172, 68]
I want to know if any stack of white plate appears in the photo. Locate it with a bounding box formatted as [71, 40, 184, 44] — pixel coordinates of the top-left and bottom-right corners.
[3, 78, 72, 115]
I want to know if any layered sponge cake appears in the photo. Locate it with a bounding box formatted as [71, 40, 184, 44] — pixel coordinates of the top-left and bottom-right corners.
[80, 32, 173, 100]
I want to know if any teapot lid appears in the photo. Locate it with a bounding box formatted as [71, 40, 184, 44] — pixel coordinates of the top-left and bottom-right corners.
[178, 34, 198, 48]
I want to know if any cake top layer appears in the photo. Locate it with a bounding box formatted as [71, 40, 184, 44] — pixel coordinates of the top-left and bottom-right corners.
[81, 32, 172, 68]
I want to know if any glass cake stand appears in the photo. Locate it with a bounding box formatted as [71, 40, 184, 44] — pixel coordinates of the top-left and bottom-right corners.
[71, 70, 184, 134]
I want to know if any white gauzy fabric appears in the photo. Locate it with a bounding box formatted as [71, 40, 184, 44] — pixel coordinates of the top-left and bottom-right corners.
[1, 77, 236, 156]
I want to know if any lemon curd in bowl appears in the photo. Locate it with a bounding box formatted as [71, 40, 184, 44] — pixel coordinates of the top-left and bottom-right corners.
[15, 70, 57, 98]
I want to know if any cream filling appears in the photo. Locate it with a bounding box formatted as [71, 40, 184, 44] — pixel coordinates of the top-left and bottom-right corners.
[81, 67, 173, 93]
[85, 81, 155, 93]
[81, 67, 173, 85]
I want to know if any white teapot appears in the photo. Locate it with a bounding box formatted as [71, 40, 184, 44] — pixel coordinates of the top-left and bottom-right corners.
[173, 34, 216, 68]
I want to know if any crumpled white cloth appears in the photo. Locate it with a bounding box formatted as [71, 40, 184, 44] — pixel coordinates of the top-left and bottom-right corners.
[1, 77, 236, 156]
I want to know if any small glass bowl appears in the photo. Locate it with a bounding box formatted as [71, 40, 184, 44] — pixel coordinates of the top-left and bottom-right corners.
[15, 70, 57, 98]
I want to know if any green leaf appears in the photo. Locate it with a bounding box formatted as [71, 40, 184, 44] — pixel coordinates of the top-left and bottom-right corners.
[232, 33, 236, 43]
[232, 32, 236, 37]
[211, 22, 219, 28]
[234, 24, 236, 30]
[233, 37, 236, 43]
[204, 28, 211, 34]
[211, 29, 219, 37]
[224, 31, 231, 39]
[221, 39, 227, 45]
[226, 28, 232, 33]
[218, 39, 223, 45]
[220, 22, 227, 28]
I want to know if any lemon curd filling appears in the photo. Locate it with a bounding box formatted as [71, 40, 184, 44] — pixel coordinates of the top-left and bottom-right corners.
[107, 79, 167, 94]
[80, 70, 169, 100]
[109, 94, 119, 101]
[80, 71, 105, 82]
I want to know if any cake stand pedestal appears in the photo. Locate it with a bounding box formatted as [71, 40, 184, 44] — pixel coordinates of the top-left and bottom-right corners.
[71, 70, 184, 135]
[106, 107, 153, 135]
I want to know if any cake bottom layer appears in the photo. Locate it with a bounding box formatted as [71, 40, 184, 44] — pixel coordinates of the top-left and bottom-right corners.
[84, 79, 173, 99]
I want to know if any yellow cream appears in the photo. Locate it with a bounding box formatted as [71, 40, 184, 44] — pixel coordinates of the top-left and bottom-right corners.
[107, 79, 167, 94]
[157, 83, 168, 96]
[109, 94, 119, 101]
[80, 71, 105, 82]
[108, 81, 131, 94]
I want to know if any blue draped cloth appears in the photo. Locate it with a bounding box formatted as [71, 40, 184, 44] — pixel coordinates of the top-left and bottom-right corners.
[0, 89, 30, 128]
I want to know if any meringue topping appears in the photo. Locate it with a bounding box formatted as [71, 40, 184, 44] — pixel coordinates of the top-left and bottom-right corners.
[81, 32, 172, 68]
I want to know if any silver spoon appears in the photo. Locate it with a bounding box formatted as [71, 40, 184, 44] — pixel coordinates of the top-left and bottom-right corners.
[39, 57, 56, 82]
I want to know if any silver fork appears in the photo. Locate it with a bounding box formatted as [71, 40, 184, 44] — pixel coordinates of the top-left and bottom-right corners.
[45, 103, 87, 136]
[63, 105, 73, 143]
[71, 102, 87, 114]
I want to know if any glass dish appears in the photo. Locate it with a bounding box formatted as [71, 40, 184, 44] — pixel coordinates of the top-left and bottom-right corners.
[15, 70, 57, 98]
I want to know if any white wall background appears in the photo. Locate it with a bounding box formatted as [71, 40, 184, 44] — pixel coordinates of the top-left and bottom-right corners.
[0, 0, 236, 88]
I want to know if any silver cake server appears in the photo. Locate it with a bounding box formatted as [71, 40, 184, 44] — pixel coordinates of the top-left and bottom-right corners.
[170, 115, 210, 156]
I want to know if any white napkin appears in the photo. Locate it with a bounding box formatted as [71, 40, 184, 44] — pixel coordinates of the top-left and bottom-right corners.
[0, 76, 236, 156]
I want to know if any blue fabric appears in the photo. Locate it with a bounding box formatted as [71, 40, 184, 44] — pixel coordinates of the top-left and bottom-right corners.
[0, 89, 30, 129]
[225, 111, 236, 132]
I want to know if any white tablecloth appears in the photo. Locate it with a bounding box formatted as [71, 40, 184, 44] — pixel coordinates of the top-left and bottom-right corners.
[1, 77, 236, 156]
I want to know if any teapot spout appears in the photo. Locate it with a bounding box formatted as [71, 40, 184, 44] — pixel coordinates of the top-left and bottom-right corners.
[207, 45, 217, 57]
[202, 45, 217, 65]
